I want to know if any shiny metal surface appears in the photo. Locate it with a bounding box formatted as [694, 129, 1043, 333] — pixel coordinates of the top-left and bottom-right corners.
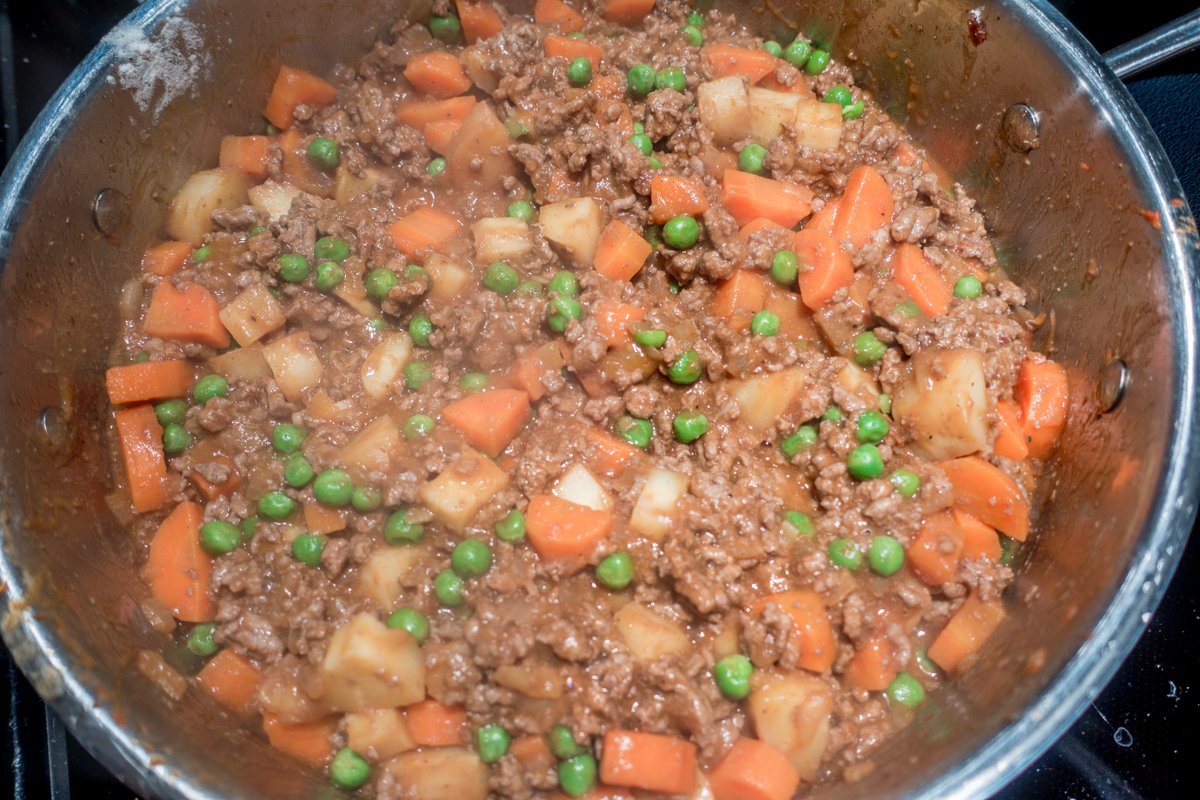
[1105, 9, 1200, 79]
[0, 1, 1196, 799]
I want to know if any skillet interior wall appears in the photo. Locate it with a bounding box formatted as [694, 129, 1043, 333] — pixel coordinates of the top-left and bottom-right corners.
[0, 0, 1178, 797]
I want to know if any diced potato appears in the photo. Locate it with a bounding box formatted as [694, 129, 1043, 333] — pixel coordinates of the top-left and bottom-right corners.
[727, 366, 809, 430]
[247, 180, 302, 223]
[262, 331, 323, 402]
[333, 260, 377, 317]
[219, 283, 286, 347]
[361, 333, 413, 400]
[358, 546, 427, 608]
[893, 348, 989, 459]
[552, 463, 611, 511]
[424, 253, 472, 303]
[346, 708, 417, 761]
[748, 87, 804, 146]
[418, 449, 510, 531]
[460, 46, 499, 93]
[748, 670, 833, 782]
[793, 100, 843, 152]
[539, 197, 604, 267]
[319, 613, 425, 712]
[307, 390, 355, 422]
[380, 748, 489, 800]
[834, 361, 882, 412]
[340, 416, 402, 483]
[629, 467, 689, 542]
[256, 657, 329, 723]
[446, 101, 519, 192]
[492, 662, 566, 699]
[334, 166, 384, 205]
[615, 602, 691, 662]
[209, 345, 272, 382]
[471, 217, 533, 263]
[711, 613, 742, 660]
[166, 167, 252, 245]
[697, 76, 750, 146]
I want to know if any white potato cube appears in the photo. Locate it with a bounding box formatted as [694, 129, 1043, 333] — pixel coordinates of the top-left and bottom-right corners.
[262, 331, 323, 402]
[893, 348, 989, 460]
[209, 345, 272, 382]
[471, 217, 533, 263]
[334, 166, 384, 205]
[749, 87, 804, 147]
[539, 197, 604, 267]
[219, 283, 285, 347]
[552, 463, 611, 511]
[358, 546, 427, 608]
[748, 670, 833, 782]
[346, 708, 417, 761]
[380, 748, 489, 800]
[340, 415, 402, 483]
[615, 602, 691, 662]
[361, 333, 413, 400]
[492, 663, 565, 699]
[418, 449, 510, 531]
[834, 361, 882, 412]
[247, 179, 301, 223]
[319, 613, 425, 712]
[697, 76, 750, 146]
[629, 467, 689, 542]
[166, 167, 252, 245]
[727, 366, 810, 431]
[446, 101, 519, 192]
[424, 253, 472, 303]
[793, 100, 843, 152]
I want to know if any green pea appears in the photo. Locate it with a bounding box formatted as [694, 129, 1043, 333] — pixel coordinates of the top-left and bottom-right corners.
[673, 410, 709, 443]
[829, 537, 863, 570]
[954, 275, 983, 299]
[385, 508, 424, 544]
[404, 263, 429, 284]
[429, 14, 461, 43]
[681, 25, 703, 46]
[162, 423, 193, 455]
[427, 156, 447, 176]
[271, 423, 307, 454]
[663, 215, 699, 249]
[364, 267, 398, 300]
[477, 724, 511, 764]
[517, 279, 544, 296]
[633, 122, 645, 135]
[842, 100, 865, 120]
[549, 725, 585, 759]
[764, 40, 783, 58]
[547, 270, 579, 296]
[193, 374, 229, 404]
[185, 622, 219, 657]
[616, 415, 653, 449]
[887, 672, 926, 708]
[451, 539, 493, 578]
[853, 330, 887, 365]
[868, 535, 905, 576]
[368, 317, 388, 332]
[823, 405, 844, 422]
[306, 137, 340, 171]
[459, 372, 490, 393]
[780, 425, 817, 458]
[596, 552, 634, 590]
[784, 510, 814, 535]
[241, 515, 260, 537]
[404, 413, 436, 439]
[750, 310, 781, 336]
[848, 443, 884, 480]
[258, 490, 295, 520]
[314, 235, 350, 263]
[655, 66, 687, 93]
[547, 296, 584, 333]
[154, 399, 188, 427]
[713, 653, 754, 700]
[738, 143, 768, 175]
[890, 468, 921, 497]
[329, 747, 370, 789]
[484, 262, 520, 295]
[558, 754, 597, 797]
[626, 63, 656, 97]
[505, 115, 530, 139]
[133, 350, 151, 363]
[893, 300, 921, 318]
[915, 648, 939, 676]
[434, 569, 465, 606]
[633, 328, 667, 348]
[770, 250, 799, 284]
[193, 244, 212, 264]
[247, 226, 266, 238]
[386, 607, 430, 643]
[567, 57, 593, 86]
[351, 486, 383, 513]
[687, 11, 705, 26]
[291, 532, 325, 566]
[409, 314, 434, 347]
[784, 39, 811, 67]
[667, 350, 703, 384]
[647, 156, 663, 169]
[629, 133, 653, 155]
[879, 392, 892, 414]
[405, 361, 433, 390]
[312, 468, 354, 506]
[495, 509, 526, 542]
[856, 411, 889, 444]
[507, 200, 536, 223]
[314, 261, 344, 291]
[805, 48, 831, 75]
[283, 453, 315, 488]
[823, 85, 852, 106]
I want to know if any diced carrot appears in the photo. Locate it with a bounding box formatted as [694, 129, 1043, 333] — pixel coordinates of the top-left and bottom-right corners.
[600, 729, 698, 796]
[575, 369, 611, 399]
[387, 207, 462, 258]
[404, 51, 472, 99]
[395, 96, 477, 128]
[552, 790, 634, 800]
[844, 634, 897, 692]
[906, 511, 964, 586]
[456, 0, 504, 43]
[115, 405, 170, 514]
[526, 494, 613, 561]
[264, 65, 337, 131]
[511, 734, 555, 766]
[143, 281, 231, 349]
[722, 170, 814, 228]
[196, 650, 261, 715]
[303, 501, 346, 534]
[592, 299, 646, 347]
[219, 135, 272, 181]
[594, 221, 653, 282]
[583, 427, 644, 478]
[511, 341, 570, 401]
[188, 454, 242, 501]
[143, 501, 213, 621]
[762, 288, 822, 340]
[806, 200, 838, 236]
[954, 509, 1002, 563]
[993, 399, 1029, 461]
[748, 589, 836, 673]
[711, 269, 768, 330]
[708, 737, 801, 800]
[829, 165, 893, 248]
[535, 0, 585, 31]
[649, 175, 710, 224]
[1015, 358, 1068, 460]
[141, 241, 193, 277]
[928, 593, 1006, 675]
[262, 713, 337, 765]
[794, 228, 853, 311]
[442, 389, 531, 457]
[106, 360, 194, 405]
[896, 142, 918, 167]
[738, 217, 789, 241]
[700, 43, 780, 84]
[423, 119, 462, 154]
[404, 699, 468, 746]
[544, 35, 605, 68]
[591, 73, 624, 102]
[892, 243, 951, 318]
[940, 456, 1030, 541]
[600, 0, 656, 26]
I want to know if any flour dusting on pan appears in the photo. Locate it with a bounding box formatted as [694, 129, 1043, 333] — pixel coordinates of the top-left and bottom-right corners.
[104, 17, 212, 120]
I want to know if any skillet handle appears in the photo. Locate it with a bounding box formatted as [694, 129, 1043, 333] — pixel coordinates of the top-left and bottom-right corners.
[1104, 9, 1200, 80]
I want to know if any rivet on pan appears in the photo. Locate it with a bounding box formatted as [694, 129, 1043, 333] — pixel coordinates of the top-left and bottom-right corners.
[36, 405, 72, 455]
[1001, 104, 1040, 153]
[1097, 358, 1129, 413]
[92, 188, 128, 236]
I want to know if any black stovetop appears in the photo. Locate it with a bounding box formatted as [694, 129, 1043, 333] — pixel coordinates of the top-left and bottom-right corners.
[2, 1, 1199, 798]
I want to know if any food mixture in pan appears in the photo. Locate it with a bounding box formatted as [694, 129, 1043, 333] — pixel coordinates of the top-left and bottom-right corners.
[105, 0, 1070, 797]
